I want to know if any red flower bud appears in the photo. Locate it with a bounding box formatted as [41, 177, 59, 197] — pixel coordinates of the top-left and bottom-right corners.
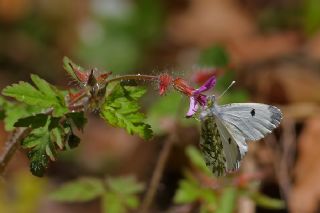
[158, 73, 172, 95]
[172, 78, 194, 96]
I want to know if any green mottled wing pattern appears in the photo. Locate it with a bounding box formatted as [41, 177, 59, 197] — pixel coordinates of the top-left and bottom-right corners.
[200, 116, 226, 176]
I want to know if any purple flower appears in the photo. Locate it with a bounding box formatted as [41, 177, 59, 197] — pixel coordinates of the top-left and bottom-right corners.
[186, 75, 216, 117]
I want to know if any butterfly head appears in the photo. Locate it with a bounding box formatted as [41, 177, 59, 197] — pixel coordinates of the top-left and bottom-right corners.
[206, 95, 216, 108]
[199, 95, 216, 121]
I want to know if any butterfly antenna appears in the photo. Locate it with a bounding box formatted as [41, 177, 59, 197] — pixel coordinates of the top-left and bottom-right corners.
[218, 81, 236, 99]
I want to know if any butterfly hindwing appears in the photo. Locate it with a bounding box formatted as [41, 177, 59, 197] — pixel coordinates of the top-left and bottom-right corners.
[200, 114, 247, 176]
[215, 118, 244, 172]
[200, 116, 226, 176]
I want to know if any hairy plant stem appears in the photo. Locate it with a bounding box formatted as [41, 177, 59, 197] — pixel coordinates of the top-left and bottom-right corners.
[106, 74, 158, 84]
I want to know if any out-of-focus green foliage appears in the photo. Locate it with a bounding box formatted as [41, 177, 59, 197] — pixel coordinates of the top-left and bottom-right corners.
[174, 176, 217, 207]
[77, 0, 164, 73]
[102, 176, 145, 213]
[50, 178, 105, 202]
[216, 187, 237, 213]
[199, 45, 229, 68]
[101, 84, 153, 139]
[257, 1, 320, 35]
[214, 71, 249, 104]
[174, 145, 285, 212]
[303, 0, 320, 35]
[186, 146, 212, 176]
[50, 176, 144, 213]
[0, 171, 47, 213]
[249, 191, 285, 209]
[198, 46, 249, 104]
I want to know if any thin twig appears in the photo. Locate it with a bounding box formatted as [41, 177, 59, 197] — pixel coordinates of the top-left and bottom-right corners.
[0, 127, 31, 174]
[140, 134, 177, 213]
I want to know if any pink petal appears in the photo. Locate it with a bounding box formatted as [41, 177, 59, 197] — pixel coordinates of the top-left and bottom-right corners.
[186, 97, 199, 117]
[194, 75, 216, 95]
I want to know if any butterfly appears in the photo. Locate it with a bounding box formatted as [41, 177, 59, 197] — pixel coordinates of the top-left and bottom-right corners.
[199, 93, 282, 176]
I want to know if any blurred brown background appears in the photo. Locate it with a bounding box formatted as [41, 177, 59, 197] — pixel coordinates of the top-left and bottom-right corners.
[1, 0, 320, 212]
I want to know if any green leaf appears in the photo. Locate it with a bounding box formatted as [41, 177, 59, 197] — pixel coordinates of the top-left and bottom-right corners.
[3, 102, 41, 131]
[199, 45, 229, 67]
[66, 112, 87, 131]
[107, 176, 145, 195]
[67, 133, 81, 149]
[22, 127, 54, 177]
[174, 179, 201, 204]
[50, 178, 105, 202]
[102, 192, 126, 213]
[186, 146, 212, 176]
[100, 84, 153, 140]
[123, 195, 140, 209]
[30, 74, 58, 100]
[2, 81, 49, 106]
[216, 187, 237, 213]
[250, 191, 285, 209]
[102, 176, 144, 213]
[14, 114, 49, 129]
[48, 116, 61, 130]
[0, 96, 6, 120]
[51, 128, 64, 149]
[2, 75, 68, 116]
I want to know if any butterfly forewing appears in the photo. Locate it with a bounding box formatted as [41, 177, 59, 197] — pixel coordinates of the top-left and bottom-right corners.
[216, 103, 282, 141]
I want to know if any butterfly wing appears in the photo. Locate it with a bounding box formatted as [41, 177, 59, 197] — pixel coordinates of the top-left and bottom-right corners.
[200, 113, 247, 175]
[200, 115, 226, 176]
[200, 103, 282, 176]
[216, 103, 282, 142]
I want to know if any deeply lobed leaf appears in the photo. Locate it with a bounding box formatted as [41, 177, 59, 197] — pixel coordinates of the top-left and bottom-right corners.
[14, 114, 49, 129]
[2, 75, 68, 117]
[22, 127, 53, 177]
[100, 84, 153, 140]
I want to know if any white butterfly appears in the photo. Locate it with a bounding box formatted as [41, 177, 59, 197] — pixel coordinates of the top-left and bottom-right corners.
[199, 93, 282, 176]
